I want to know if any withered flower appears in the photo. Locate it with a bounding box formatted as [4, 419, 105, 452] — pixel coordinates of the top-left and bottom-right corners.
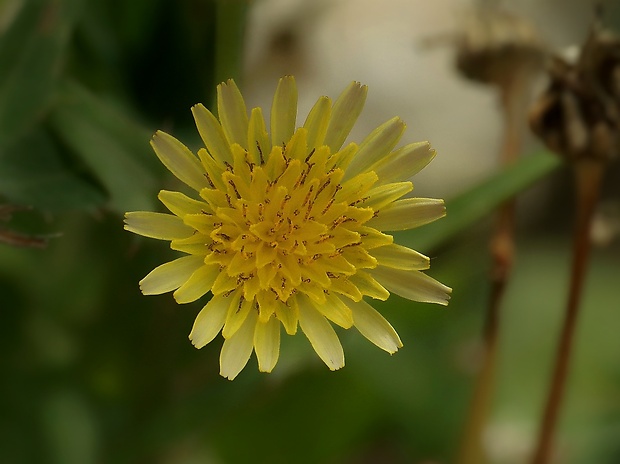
[529, 23, 620, 163]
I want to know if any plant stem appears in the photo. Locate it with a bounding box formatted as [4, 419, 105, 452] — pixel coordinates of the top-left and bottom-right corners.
[214, 0, 250, 87]
[530, 160, 604, 464]
[456, 68, 531, 464]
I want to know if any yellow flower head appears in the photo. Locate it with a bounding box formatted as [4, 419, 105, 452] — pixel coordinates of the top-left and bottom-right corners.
[125, 77, 451, 379]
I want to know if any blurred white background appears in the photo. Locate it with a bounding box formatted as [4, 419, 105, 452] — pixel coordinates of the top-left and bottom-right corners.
[242, 0, 595, 197]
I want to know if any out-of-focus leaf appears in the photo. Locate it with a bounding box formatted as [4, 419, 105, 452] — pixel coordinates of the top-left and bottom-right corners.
[0, 128, 105, 211]
[49, 80, 161, 212]
[214, 0, 250, 86]
[399, 151, 562, 252]
[41, 390, 99, 464]
[0, 0, 81, 147]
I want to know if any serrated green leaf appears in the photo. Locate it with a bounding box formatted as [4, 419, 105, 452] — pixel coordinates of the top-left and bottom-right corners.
[398, 151, 562, 252]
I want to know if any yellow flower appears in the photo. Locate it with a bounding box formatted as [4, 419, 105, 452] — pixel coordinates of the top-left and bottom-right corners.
[125, 77, 451, 379]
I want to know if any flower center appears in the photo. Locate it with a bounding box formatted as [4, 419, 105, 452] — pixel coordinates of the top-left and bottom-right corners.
[198, 131, 384, 307]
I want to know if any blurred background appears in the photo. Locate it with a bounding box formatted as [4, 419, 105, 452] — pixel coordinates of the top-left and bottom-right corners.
[1, 0, 619, 463]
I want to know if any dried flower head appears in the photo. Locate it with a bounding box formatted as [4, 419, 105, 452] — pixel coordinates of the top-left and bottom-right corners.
[125, 77, 451, 379]
[529, 22, 620, 162]
[455, 7, 545, 87]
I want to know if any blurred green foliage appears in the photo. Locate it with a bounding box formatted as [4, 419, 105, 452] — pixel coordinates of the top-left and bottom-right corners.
[1, 1, 619, 463]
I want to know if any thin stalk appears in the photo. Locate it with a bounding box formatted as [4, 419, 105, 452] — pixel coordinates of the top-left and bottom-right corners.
[456, 69, 532, 464]
[214, 0, 250, 87]
[530, 160, 604, 464]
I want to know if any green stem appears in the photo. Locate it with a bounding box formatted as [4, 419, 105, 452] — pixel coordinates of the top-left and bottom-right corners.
[214, 0, 250, 87]
[530, 160, 604, 464]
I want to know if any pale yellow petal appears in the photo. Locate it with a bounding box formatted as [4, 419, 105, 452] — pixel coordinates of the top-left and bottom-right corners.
[357, 226, 394, 249]
[191, 103, 233, 164]
[254, 315, 281, 373]
[297, 295, 344, 370]
[367, 198, 446, 231]
[348, 271, 390, 300]
[347, 298, 402, 354]
[217, 79, 249, 149]
[275, 298, 298, 335]
[370, 244, 430, 270]
[151, 131, 210, 192]
[336, 171, 378, 203]
[303, 95, 331, 150]
[173, 264, 220, 304]
[361, 182, 413, 210]
[158, 190, 210, 216]
[271, 76, 297, 146]
[139, 255, 205, 295]
[248, 107, 271, 165]
[323, 81, 367, 152]
[222, 294, 253, 339]
[370, 266, 452, 305]
[171, 234, 212, 255]
[371, 141, 436, 184]
[220, 309, 258, 380]
[344, 116, 405, 180]
[189, 293, 231, 348]
[124, 211, 194, 240]
[328, 142, 358, 171]
[283, 127, 308, 161]
[314, 291, 354, 329]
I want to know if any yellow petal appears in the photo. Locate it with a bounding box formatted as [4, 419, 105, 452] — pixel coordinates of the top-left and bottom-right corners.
[370, 244, 430, 270]
[367, 198, 446, 231]
[303, 95, 331, 151]
[124, 211, 194, 240]
[336, 171, 378, 203]
[329, 276, 363, 302]
[189, 293, 231, 348]
[171, 234, 212, 255]
[158, 190, 210, 216]
[211, 271, 238, 295]
[284, 127, 308, 161]
[248, 107, 271, 165]
[217, 79, 249, 149]
[197, 148, 227, 190]
[357, 226, 393, 249]
[139, 255, 205, 295]
[150, 131, 210, 192]
[327, 142, 358, 171]
[297, 295, 344, 370]
[222, 293, 253, 339]
[361, 182, 413, 211]
[191, 103, 234, 165]
[271, 76, 297, 147]
[275, 298, 298, 335]
[370, 266, 452, 305]
[371, 141, 436, 184]
[347, 298, 402, 353]
[173, 264, 220, 304]
[315, 291, 354, 329]
[323, 81, 367, 152]
[344, 116, 405, 180]
[254, 315, 281, 373]
[220, 308, 258, 380]
[348, 271, 390, 300]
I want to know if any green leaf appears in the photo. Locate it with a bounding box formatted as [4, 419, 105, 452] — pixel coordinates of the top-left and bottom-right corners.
[0, 0, 81, 147]
[0, 127, 105, 211]
[398, 151, 562, 252]
[49, 80, 161, 212]
[214, 0, 250, 87]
